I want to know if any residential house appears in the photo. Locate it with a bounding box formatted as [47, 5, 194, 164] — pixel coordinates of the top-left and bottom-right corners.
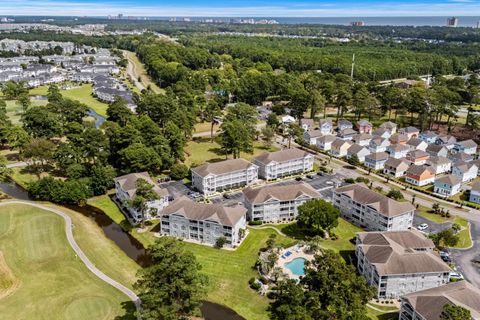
[316, 135, 337, 151]
[406, 150, 430, 165]
[454, 139, 478, 155]
[114, 172, 170, 223]
[330, 139, 353, 157]
[347, 144, 371, 163]
[406, 138, 428, 152]
[426, 144, 449, 158]
[436, 135, 457, 150]
[452, 161, 478, 183]
[356, 230, 450, 299]
[387, 144, 410, 159]
[399, 126, 420, 139]
[357, 119, 373, 134]
[379, 121, 397, 134]
[389, 133, 409, 145]
[469, 182, 480, 204]
[191, 159, 258, 195]
[433, 175, 462, 197]
[383, 158, 410, 178]
[449, 152, 474, 164]
[365, 152, 389, 171]
[300, 118, 315, 132]
[159, 196, 247, 248]
[426, 156, 452, 175]
[319, 119, 333, 135]
[337, 128, 357, 140]
[400, 282, 480, 320]
[337, 119, 353, 131]
[243, 182, 321, 222]
[419, 130, 438, 144]
[333, 184, 415, 231]
[372, 128, 391, 139]
[369, 137, 390, 153]
[281, 115, 295, 124]
[303, 130, 323, 145]
[405, 165, 435, 186]
[353, 133, 373, 146]
[253, 148, 314, 181]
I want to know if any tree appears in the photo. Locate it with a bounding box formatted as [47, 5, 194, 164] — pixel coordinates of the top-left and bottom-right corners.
[22, 106, 62, 139]
[118, 143, 163, 174]
[217, 119, 255, 158]
[430, 229, 459, 249]
[266, 112, 279, 129]
[261, 126, 275, 148]
[441, 304, 471, 320]
[134, 238, 208, 320]
[386, 189, 404, 201]
[106, 97, 133, 126]
[170, 163, 189, 180]
[21, 138, 56, 174]
[214, 236, 227, 249]
[269, 279, 310, 320]
[0, 154, 10, 182]
[347, 154, 360, 166]
[297, 199, 340, 236]
[311, 89, 326, 119]
[131, 178, 160, 228]
[203, 100, 222, 140]
[89, 165, 116, 196]
[18, 93, 30, 113]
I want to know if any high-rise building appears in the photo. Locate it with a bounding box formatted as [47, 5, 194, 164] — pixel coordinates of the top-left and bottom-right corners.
[350, 21, 365, 27]
[118, 13, 124, 19]
[447, 17, 458, 27]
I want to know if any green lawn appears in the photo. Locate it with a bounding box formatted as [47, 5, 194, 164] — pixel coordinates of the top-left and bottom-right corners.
[124, 51, 163, 94]
[87, 193, 295, 320]
[61, 84, 109, 117]
[0, 203, 136, 319]
[9, 167, 43, 189]
[185, 138, 279, 167]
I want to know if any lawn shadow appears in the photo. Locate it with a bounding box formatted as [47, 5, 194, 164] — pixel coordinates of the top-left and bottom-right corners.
[114, 300, 137, 320]
[376, 312, 399, 320]
[339, 249, 356, 264]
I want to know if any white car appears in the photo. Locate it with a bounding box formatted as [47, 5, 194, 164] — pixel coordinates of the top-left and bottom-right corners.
[417, 223, 429, 231]
[449, 271, 464, 280]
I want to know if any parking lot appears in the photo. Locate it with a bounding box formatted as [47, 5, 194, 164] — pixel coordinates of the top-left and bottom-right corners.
[412, 214, 453, 234]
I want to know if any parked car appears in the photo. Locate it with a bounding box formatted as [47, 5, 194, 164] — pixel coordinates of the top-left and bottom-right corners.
[306, 174, 314, 179]
[449, 271, 464, 280]
[295, 176, 303, 181]
[417, 223, 429, 231]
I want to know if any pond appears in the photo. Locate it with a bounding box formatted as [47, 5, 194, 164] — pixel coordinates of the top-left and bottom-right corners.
[0, 181, 244, 320]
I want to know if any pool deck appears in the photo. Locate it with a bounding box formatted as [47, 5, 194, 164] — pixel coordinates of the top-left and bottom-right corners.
[277, 245, 314, 279]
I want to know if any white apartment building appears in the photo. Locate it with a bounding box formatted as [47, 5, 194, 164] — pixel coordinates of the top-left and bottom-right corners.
[400, 281, 480, 320]
[191, 159, 258, 195]
[159, 196, 247, 248]
[243, 182, 321, 222]
[253, 148, 313, 181]
[333, 184, 415, 231]
[356, 230, 451, 299]
[114, 172, 170, 223]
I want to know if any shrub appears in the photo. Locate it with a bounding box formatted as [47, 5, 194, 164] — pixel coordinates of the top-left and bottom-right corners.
[214, 236, 227, 249]
[249, 220, 263, 226]
[345, 178, 355, 184]
[248, 277, 255, 285]
[170, 163, 189, 180]
[250, 281, 261, 291]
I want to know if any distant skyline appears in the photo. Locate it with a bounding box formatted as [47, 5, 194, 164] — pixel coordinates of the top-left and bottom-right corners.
[1, 0, 480, 17]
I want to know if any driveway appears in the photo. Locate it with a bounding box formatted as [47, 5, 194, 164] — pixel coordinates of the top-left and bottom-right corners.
[450, 219, 480, 288]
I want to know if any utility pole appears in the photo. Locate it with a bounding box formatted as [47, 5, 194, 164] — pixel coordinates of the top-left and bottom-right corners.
[350, 53, 355, 80]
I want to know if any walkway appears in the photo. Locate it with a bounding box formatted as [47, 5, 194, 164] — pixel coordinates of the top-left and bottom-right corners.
[6, 162, 27, 169]
[0, 200, 142, 318]
[248, 225, 287, 237]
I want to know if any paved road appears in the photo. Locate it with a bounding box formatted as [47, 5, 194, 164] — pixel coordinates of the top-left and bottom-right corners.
[123, 50, 147, 92]
[192, 122, 266, 138]
[0, 200, 142, 318]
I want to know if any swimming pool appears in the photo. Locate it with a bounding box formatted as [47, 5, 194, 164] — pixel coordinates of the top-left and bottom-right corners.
[285, 258, 306, 277]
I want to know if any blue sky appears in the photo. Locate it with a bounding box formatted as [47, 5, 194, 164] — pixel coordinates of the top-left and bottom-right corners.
[1, 0, 480, 16]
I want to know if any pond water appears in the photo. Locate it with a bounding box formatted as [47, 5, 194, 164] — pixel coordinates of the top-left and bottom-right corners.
[285, 258, 306, 277]
[0, 181, 244, 320]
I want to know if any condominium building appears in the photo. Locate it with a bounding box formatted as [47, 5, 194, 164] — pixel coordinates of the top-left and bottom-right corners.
[243, 182, 321, 222]
[333, 184, 415, 231]
[191, 159, 258, 195]
[400, 281, 480, 320]
[114, 172, 170, 223]
[253, 148, 314, 181]
[356, 230, 451, 299]
[159, 196, 247, 247]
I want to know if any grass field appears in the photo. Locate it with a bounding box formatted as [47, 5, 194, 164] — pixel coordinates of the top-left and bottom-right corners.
[61, 84, 109, 117]
[184, 138, 279, 167]
[0, 203, 136, 319]
[88, 194, 295, 320]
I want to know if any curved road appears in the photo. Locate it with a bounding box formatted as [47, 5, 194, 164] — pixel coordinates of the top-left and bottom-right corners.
[0, 200, 142, 318]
